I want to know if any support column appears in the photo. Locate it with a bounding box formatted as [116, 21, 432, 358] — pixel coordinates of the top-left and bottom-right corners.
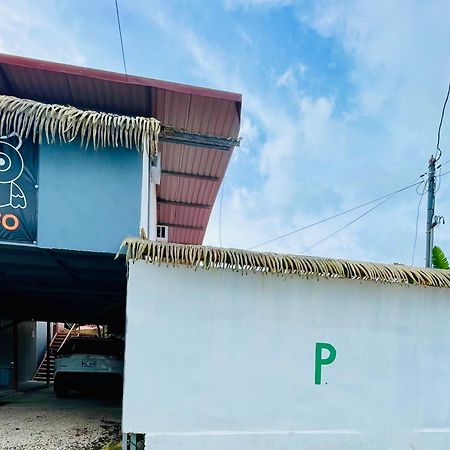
[140, 136, 159, 240]
[140, 148, 150, 237]
[148, 182, 157, 241]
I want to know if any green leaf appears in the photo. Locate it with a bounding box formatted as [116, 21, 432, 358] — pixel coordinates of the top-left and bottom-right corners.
[432, 246, 449, 269]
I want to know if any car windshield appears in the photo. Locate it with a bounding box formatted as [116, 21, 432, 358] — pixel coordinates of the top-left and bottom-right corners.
[58, 339, 124, 358]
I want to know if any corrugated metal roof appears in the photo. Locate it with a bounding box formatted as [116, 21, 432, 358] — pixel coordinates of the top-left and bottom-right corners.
[0, 53, 241, 245]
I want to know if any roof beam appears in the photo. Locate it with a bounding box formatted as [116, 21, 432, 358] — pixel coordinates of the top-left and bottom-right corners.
[158, 223, 203, 231]
[158, 198, 211, 209]
[160, 126, 241, 151]
[161, 170, 219, 182]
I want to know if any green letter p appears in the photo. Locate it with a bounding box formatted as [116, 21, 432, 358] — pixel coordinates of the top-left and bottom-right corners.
[315, 342, 336, 385]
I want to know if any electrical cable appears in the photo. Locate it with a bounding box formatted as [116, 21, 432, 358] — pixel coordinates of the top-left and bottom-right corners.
[304, 169, 450, 259]
[247, 179, 424, 250]
[411, 182, 427, 265]
[301, 195, 395, 255]
[114, 0, 128, 79]
[436, 165, 442, 193]
[438, 169, 450, 178]
[435, 81, 450, 161]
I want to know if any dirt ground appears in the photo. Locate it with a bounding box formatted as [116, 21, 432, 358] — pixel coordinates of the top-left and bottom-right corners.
[0, 386, 122, 450]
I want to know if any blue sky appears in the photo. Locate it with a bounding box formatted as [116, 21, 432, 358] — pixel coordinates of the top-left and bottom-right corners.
[2, 0, 450, 265]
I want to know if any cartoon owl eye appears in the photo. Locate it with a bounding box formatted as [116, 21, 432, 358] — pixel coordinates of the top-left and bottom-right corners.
[0, 152, 12, 172]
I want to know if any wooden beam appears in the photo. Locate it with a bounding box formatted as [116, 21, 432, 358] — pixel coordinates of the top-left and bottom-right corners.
[160, 126, 240, 150]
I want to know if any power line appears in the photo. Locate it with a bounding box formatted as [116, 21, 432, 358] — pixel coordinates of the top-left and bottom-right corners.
[436, 165, 442, 193]
[436, 81, 450, 161]
[305, 168, 450, 258]
[247, 179, 424, 250]
[114, 0, 128, 79]
[301, 195, 394, 255]
[438, 169, 450, 178]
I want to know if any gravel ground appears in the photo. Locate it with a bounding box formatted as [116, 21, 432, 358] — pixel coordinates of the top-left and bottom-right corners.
[0, 387, 122, 450]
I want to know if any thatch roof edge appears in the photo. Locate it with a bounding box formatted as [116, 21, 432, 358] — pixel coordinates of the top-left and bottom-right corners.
[118, 237, 450, 289]
[0, 94, 160, 155]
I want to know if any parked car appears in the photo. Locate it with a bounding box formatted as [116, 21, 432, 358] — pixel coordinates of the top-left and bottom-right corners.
[54, 337, 124, 398]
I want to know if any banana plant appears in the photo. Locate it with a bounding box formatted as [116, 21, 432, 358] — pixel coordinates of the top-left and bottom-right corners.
[432, 245, 449, 269]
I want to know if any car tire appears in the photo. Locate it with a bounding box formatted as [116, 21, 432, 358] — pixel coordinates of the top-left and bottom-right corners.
[54, 376, 69, 398]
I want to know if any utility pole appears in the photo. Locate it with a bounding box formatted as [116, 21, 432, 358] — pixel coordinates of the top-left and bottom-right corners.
[425, 155, 437, 268]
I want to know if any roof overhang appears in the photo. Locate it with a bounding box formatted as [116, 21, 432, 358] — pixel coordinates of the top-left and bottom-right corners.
[0, 53, 242, 244]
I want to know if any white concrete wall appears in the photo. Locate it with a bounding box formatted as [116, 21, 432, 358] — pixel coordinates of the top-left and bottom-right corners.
[123, 261, 450, 450]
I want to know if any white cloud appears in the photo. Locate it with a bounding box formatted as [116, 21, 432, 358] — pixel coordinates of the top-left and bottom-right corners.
[0, 1, 86, 65]
[224, 0, 294, 11]
[140, 3, 383, 260]
[276, 63, 307, 89]
[276, 67, 295, 87]
[140, 0, 450, 264]
[238, 29, 254, 45]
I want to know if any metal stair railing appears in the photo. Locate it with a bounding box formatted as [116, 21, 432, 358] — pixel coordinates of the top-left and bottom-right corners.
[32, 325, 78, 380]
[56, 323, 78, 353]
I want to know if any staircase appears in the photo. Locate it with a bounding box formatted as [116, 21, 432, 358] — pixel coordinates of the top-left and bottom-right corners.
[32, 327, 76, 382]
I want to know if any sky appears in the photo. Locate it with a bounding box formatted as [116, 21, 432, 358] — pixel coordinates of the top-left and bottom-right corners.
[1, 0, 450, 265]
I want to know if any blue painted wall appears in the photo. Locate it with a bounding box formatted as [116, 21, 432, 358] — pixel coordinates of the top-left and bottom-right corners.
[37, 141, 142, 253]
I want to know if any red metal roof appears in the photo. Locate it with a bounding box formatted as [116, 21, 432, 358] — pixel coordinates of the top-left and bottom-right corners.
[0, 53, 241, 245]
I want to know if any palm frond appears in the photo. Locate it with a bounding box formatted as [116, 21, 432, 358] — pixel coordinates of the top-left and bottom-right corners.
[117, 237, 450, 288]
[0, 94, 160, 156]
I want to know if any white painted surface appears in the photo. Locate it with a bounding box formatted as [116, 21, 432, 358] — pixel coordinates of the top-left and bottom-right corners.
[123, 261, 450, 449]
[139, 147, 150, 238]
[139, 147, 157, 240]
[148, 182, 157, 241]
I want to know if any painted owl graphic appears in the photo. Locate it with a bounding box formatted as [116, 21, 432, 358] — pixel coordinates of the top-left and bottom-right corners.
[0, 133, 27, 209]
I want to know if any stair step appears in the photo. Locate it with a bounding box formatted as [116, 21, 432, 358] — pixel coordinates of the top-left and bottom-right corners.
[32, 330, 76, 381]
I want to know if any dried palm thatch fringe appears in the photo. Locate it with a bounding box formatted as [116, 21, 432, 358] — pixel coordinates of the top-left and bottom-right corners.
[0, 94, 160, 155]
[118, 237, 450, 288]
